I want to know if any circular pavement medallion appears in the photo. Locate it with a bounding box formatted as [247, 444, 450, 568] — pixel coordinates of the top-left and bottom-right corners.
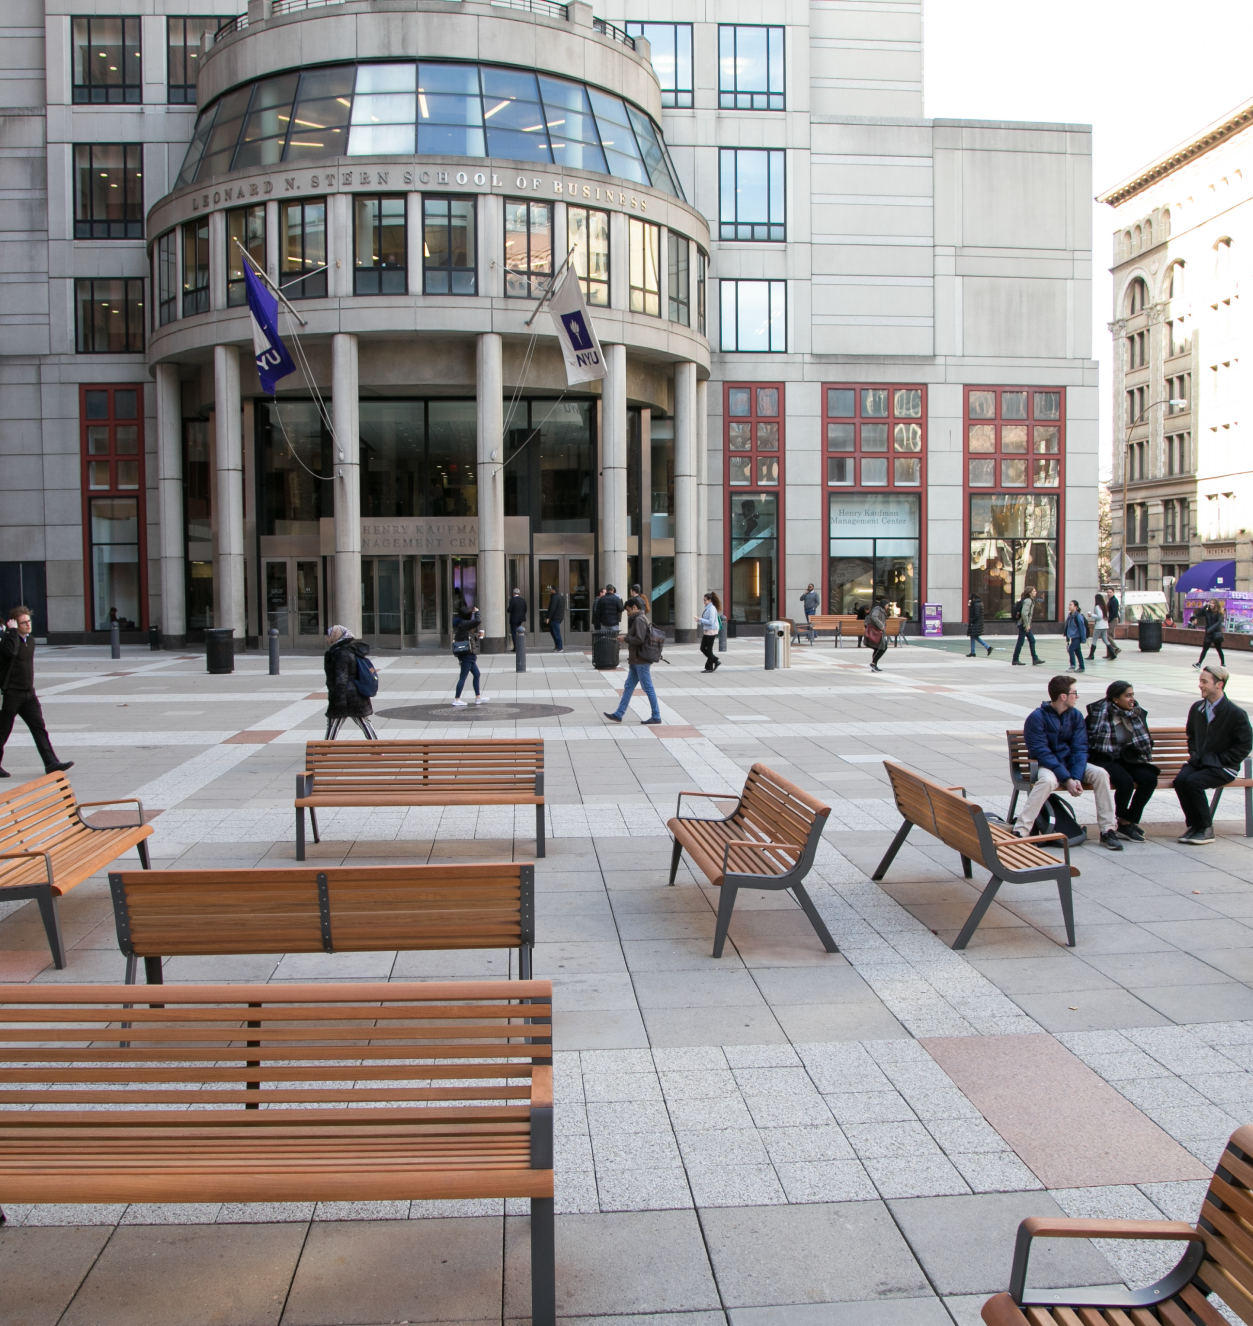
[377, 701, 574, 722]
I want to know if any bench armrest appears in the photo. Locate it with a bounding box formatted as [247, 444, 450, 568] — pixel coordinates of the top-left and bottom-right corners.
[76, 797, 145, 828]
[999, 830, 1071, 869]
[0, 849, 53, 887]
[720, 838, 803, 877]
[676, 789, 739, 819]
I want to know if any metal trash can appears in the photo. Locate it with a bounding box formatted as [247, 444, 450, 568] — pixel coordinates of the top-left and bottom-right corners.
[1138, 619, 1163, 653]
[149, 624, 161, 652]
[592, 629, 621, 670]
[205, 627, 235, 674]
[766, 621, 791, 669]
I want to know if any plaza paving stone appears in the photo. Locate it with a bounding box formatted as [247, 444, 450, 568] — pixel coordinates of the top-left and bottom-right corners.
[2, 634, 1253, 1321]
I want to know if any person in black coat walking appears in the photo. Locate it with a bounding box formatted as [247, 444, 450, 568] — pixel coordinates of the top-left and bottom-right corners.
[966, 593, 991, 657]
[545, 586, 566, 653]
[1193, 599, 1226, 669]
[508, 588, 528, 640]
[1173, 663, 1253, 843]
[323, 625, 378, 739]
[0, 605, 72, 777]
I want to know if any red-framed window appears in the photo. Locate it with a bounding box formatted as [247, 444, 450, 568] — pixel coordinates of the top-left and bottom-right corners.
[964, 386, 1064, 624]
[724, 382, 783, 625]
[824, 384, 925, 620]
[80, 384, 147, 632]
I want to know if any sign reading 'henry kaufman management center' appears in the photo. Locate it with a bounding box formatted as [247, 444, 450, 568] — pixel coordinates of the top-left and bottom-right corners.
[320, 519, 479, 555]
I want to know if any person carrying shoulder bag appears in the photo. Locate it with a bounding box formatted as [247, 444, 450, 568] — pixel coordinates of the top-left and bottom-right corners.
[697, 592, 722, 672]
[604, 602, 662, 725]
[450, 607, 489, 707]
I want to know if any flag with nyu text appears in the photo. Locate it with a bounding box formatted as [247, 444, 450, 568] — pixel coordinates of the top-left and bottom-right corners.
[244, 261, 296, 396]
[547, 267, 606, 384]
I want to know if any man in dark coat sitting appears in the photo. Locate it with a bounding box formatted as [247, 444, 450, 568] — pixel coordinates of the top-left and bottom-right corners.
[1174, 663, 1253, 844]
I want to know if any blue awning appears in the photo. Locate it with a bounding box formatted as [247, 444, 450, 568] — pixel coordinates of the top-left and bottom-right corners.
[1174, 560, 1236, 593]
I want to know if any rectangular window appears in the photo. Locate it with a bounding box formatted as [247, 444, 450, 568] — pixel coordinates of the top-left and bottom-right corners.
[628, 219, 660, 316]
[829, 493, 921, 621]
[74, 144, 143, 239]
[718, 25, 785, 110]
[226, 204, 266, 308]
[504, 200, 553, 299]
[73, 17, 142, 104]
[423, 195, 476, 295]
[623, 23, 693, 108]
[668, 232, 690, 325]
[824, 384, 925, 493]
[354, 195, 407, 295]
[280, 199, 327, 299]
[567, 205, 609, 307]
[696, 251, 706, 336]
[156, 231, 177, 326]
[81, 385, 145, 631]
[167, 17, 222, 104]
[75, 279, 145, 353]
[1167, 373, 1191, 414]
[182, 219, 210, 316]
[1167, 431, 1191, 475]
[719, 148, 785, 241]
[724, 387, 783, 625]
[720, 280, 786, 352]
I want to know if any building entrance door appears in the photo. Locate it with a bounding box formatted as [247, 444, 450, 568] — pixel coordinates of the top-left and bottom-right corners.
[264, 558, 322, 649]
[533, 555, 592, 646]
[361, 557, 403, 645]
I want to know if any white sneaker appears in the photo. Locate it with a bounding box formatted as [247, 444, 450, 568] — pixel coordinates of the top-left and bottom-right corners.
[474, 695, 491, 705]
[450, 698, 468, 707]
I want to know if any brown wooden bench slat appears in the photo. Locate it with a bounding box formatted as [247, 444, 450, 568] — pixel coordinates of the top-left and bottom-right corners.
[0, 980, 558, 1326]
[295, 739, 545, 860]
[1006, 727, 1253, 836]
[667, 764, 837, 958]
[109, 863, 535, 983]
[0, 772, 153, 968]
[874, 762, 1077, 950]
[793, 616, 907, 647]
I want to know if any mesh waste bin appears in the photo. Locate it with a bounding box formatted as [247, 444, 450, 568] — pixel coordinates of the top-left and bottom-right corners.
[1138, 619, 1163, 652]
[205, 628, 235, 674]
[592, 629, 621, 670]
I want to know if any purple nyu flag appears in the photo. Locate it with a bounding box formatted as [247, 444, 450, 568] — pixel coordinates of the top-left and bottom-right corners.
[244, 262, 296, 395]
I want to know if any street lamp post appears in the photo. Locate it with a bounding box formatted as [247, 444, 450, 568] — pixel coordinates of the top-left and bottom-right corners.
[1120, 397, 1186, 597]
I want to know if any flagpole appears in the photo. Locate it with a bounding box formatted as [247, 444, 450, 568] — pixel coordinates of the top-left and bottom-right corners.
[523, 246, 578, 328]
[233, 238, 309, 327]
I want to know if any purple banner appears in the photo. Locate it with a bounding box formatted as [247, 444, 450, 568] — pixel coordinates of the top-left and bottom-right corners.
[923, 603, 943, 638]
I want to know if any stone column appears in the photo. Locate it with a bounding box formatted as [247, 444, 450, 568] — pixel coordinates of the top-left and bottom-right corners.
[209, 208, 228, 311]
[477, 331, 507, 650]
[673, 360, 698, 643]
[213, 344, 246, 646]
[601, 342, 628, 595]
[332, 332, 361, 634]
[696, 375, 710, 594]
[155, 363, 185, 646]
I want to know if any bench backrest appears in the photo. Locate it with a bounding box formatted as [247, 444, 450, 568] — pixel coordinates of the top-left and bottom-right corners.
[109, 864, 534, 958]
[0, 980, 552, 1120]
[1197, 1125, 1253, 1322]
[0, 772, 80, 888]
[305, 739, 543, 794]
[1007, 725, 1191, 783]
[885, 762, 987, 866]
[732, 764, 830, 872]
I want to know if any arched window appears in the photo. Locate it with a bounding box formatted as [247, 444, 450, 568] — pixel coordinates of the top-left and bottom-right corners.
[1133, 224, 1142, 251]
[1143, 218, 1152, 247]
[1167, 261, 1185, 299]
[1123, 230, 1133, 258]
[1161, 208, 1171, 238]
[1126, 277, 1150, 315]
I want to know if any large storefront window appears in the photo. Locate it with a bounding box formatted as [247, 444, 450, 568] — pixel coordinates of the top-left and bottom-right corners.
[257, 401, 331, 536]
[969, 494, 1059, 622]
[505, 400, 594, 534]
[730, 495, 778, 624]
[725, 383, 782, 624]
[80, 385, 145, 631]
[829, 493, 920, 621]
[90, 499, 140, 631]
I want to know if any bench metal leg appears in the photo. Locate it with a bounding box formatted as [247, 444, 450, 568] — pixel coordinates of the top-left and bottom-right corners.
[953, 875, 1004, 950]
[535, 802, 546, 858]
[310, 808, 320, 844]
[137, 838, 150, 870]
[712, 883, 739, 958]
[792, 884, 838, 953]
[530, 1196, 556, 1326]
[124, 952, 137, 984]
[519, 944, 532, 980]
[295, 807, 306, 862]
[1246, 781, 1253, 839]
[34, 888, 65, 970]
[145, 956, 164, 985]
[1008, 788, 1020, 822]
[960, 855, 973, 880]
[667, 837, 683, 886]
[871, 819, 913, 881]
[1054, 870, 1076, 947]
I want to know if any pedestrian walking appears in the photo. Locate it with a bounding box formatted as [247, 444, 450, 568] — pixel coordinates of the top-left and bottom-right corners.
[1064, 599, 1088, 672]
[545, 585, 565, 653]
[799, 584, 820, 643]
[865, 599, 888, 673]
[1106, 591, 1121, 631]
[1173, 663, 1252, 844]
[1085, 681, 1158, 842]
[1011, 585, 1044, 666]
[0, 605, 73, 778]
[508, 586, 528, 637]
[1194, 599, 1226, 669]
[1089, 594, 1117, 660]
[966, 592, 992, 657]
[593, 584, 623, 633]
[604, 601, 662, 725]
[451, 606, 489, 707]
[323, 625, 379, 739]
[697, 592, 722, 672]
[854, 601, 868, 648]
[628, 584, 650, 613]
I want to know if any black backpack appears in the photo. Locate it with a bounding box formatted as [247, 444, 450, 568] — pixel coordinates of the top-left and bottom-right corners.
[1011, 598, 1024, 623]
[1032, 794, 1088, 847]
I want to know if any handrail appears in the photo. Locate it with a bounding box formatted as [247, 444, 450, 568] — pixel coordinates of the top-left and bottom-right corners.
[491, 0, 569, 17]
[592, 15, 635, 47]
[215, 13, 247, 38]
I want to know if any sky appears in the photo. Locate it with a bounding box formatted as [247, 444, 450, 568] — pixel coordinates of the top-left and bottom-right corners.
[922, 0, 1253, 478]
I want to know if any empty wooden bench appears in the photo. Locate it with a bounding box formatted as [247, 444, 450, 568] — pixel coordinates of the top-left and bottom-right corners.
[0, 771, 153, 968]
[982, 1123, 1253, 1325]
[667, 763, 838, 958]
[793, 614, 845, 645]
[1007, 726, 1253, 835]
[109, 862, 535, 984]
[0, 980, 557, 1326]
[296, 739, 545, 860]
[873, 761, 1078, 949]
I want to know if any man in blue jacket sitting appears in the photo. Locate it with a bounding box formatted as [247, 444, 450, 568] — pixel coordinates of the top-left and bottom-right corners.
[1015, 674, 1123, 851]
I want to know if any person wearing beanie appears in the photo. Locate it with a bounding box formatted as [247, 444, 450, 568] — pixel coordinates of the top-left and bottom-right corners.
[323, 625, 378, 739]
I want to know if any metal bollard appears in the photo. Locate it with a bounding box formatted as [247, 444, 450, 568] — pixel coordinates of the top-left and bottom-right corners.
[718, 619, 727, 653]
[764, 629, 777, 670]
[149, 624, 161, 652]
[269, 627, 281, 675]
[514, 626, 527, 673]
[110, 621, 121, 660]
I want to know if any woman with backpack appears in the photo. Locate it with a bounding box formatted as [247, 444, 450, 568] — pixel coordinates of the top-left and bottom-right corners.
[323, 625, 378, 739]
[966, 592, 992, 657]
[1194, 599, 1227, 669]
[451, 605, 489, 706]
[697, 591, 722, 672]
[1064, 600, 1088, 672]
[865, 598, 888, 673]
[603, 601, 662, 724]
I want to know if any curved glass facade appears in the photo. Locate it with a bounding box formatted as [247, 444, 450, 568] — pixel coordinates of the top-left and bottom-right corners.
[177, 61, 684, 198]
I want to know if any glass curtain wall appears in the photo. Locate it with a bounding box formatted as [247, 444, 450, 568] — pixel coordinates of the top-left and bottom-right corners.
[828, 493, 920, 620]
[257, 401, 332, 535]
[504, 400, 594, 533]
[730, 495, 777, 624]
[969, 494, 1059, 621]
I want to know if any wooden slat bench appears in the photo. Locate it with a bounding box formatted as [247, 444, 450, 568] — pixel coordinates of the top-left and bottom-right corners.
[873, 762, 1078, 949]
[792, 616, 906, 647]
[667, 762, 838, 958]
[0, 771, 153, 969]
[295, 738, 545, 861]
[0, 980, 557, 1326]
[982, 1123, 1253, 1325]
[1007, 726, 1253, 835]
[109, 863, 535, 984]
